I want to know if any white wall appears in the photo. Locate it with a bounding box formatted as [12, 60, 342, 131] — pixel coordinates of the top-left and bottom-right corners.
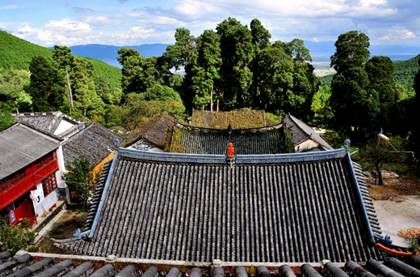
[56, 146, 66, 188]
[30, 183, 59, 219]
[54, 119, 75, 137]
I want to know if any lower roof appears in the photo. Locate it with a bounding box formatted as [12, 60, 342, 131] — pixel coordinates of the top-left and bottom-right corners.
[2, 252, 420, 277]
[62, 122, 121, 168]
[64, 148, 381, 263]
[169, 123, 286, 154]
[0, 123, 60, 180]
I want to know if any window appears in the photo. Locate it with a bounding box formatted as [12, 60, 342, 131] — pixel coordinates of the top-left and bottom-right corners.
[42, 174, 57, 196]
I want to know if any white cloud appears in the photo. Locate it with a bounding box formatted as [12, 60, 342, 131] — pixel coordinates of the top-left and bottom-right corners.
[149, 16, 184, 26]
[45, 19, 91, 33]
[375, 27, 416, 42]
[11, 19, 173, 46]
[174, 0, 219, 18]
[176, 0, 396, 18]
[85, 16, 120, 26]
[4, 0, 419, 47]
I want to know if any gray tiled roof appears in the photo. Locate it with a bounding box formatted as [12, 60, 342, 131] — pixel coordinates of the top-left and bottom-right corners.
[0, 123, 60, 180]
[128, 138, 163, 152]
[283, 114, 332, 151]
[65, 148, 381, 263]
[62, 122, 121, 168]
[2, 252, 420, 277]
[169, 123, 286, 154]
[14, 112, 83, 139]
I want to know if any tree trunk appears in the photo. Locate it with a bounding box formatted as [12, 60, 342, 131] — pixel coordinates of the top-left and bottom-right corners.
[210, 86, 213, 112]
[66, 70, 73, 112]
[376, 163, 384, 185]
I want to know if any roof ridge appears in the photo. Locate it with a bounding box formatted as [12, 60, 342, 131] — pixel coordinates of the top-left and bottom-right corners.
[118, 147, 346, 164]
[14, 122, 63, 142]
[176, 121, 283, 132]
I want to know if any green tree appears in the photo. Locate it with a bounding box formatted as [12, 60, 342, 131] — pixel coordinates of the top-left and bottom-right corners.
[359, 136, 404, 185]
[190, 30, 222, 111]
[163, 28, 196, 70]
[366, 56, 397, 130]
[291, 60, 319, 120]
[0, 69, 31, 112]
[52, 46, 105, 120]
[26, 56, 66, 112]
[118, 48, 160, 98]
[0, 218, 34, 253]
[0, 102, 15, 131]
[250, 19, 271, 50]
[52, 46, 75, 112]
[70, 57, 105, 119]
[52, 45, 74, 69]
[64, 157, 92, 210]
[329, 31, 378, 141]
[412, 59, 420, 162]
[161, 28, 197, 110]
[217, 17, 254, 109]
[118, 48, 142, 95]
[144, 83, 182, 102]
[286, 39, 312, 61]
[251, 46, 294, 112]
[311, 85, 334, 126]
[284, 39, 318, 120]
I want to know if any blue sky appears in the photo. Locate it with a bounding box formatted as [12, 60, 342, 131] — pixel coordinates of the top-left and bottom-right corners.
[0, 0, 419, 48]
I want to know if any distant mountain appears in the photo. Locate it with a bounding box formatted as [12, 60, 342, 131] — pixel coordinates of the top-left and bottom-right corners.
[70, 44, 168, 67]
[0, 30, 121, 92]
[69, 40, 418, 70]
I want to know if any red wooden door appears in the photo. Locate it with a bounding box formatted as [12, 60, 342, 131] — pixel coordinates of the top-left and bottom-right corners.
[13, 195, 36, 224]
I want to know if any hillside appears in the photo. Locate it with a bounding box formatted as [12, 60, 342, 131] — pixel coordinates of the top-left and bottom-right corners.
[393, 54, 420, 91]
[0, 30, 52, 69]
[319, 55, 419, 92]
[0, 30, 121, 92]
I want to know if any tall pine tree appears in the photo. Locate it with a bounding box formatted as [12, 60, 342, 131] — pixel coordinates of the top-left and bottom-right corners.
[191, 30, 221, 111]
[217, 18, 254, 109]
[26, 56, 66, 112]
[329, 31, 379, 141]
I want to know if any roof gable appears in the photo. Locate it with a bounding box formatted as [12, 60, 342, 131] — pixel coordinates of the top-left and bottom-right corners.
[283, 114, 332, 151]
[14, 112, 83, 139]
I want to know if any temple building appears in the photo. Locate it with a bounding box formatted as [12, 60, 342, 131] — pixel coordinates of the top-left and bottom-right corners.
[0, 123, 66, 224]
[62, 122, 121, 176]
[61, 147, 381, 263]
[129, 113, 331, 154]
[14, 112, 121, 175]
[14, 111, 84, 140]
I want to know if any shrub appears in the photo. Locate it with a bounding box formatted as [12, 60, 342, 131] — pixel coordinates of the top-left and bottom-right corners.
[64, 157, 93, 210]
[0, 218, 35, 253]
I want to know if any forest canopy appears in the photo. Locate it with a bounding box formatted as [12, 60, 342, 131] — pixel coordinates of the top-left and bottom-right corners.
[0, 19, 419, 163]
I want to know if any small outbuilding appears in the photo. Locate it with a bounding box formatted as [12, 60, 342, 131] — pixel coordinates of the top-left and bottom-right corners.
[0, 123, 66, 224]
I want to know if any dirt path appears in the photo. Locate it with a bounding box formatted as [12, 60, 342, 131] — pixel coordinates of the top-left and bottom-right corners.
[373, 196, 420, 247]
[369, 176, 420, 200]
[31, 210, 86, 253]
